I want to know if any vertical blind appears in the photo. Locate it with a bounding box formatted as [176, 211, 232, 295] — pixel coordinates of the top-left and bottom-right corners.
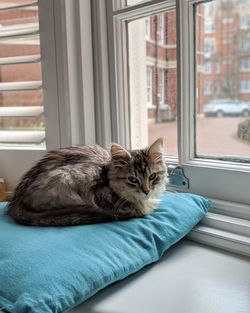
[0, 0, 45, 145]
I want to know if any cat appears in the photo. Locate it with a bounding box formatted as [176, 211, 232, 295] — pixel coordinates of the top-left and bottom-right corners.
[7, 138, 167, 226]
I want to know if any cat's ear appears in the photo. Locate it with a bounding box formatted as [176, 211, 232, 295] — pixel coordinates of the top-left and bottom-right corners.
[147, 138, 164, 162]
[111, 143, 132, 160]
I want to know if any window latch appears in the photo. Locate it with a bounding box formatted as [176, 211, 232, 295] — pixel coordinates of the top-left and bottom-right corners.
[167, 165, 189, 189]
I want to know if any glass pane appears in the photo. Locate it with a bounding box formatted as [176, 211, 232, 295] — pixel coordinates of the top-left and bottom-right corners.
[113, 0, 151, 10]
[128, 10, 178, 157]
[195, 0, 250, 162]
[0, 1, 45, 148]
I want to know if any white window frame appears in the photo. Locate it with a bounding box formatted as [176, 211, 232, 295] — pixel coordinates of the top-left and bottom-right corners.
[0, 0, 96, 190]
[101, 0, 250, 255]
[0, 1, 61, 190]
[104, 0, 250, 204]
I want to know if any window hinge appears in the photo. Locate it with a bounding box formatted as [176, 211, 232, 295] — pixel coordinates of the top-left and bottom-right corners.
[167, 165, 189, 189]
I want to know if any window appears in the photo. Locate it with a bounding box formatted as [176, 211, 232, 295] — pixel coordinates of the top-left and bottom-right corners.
[0, 0, 95, 189]
[240, 80, 250, 93]
[204, 20, 215, 33]
[240, 57, 250, 72]
[0, 0, 62, 189]
[158, 13, 164, 43]
[103, 0, 249, 255]
[105, 0, 249, 204]
[204, 40, 214, 56]
[204, 61, 212, 73]
[0, 1, 45, 148]
[116, 6, 178, 155]
[240, 14, 250, 29]
[1, 0, 247, 254]
[204, 81, 212, 95]
[146, 66, 153, 105]
[215, 61, 221, 73]
[145, 16, 150, 39]
[241, 37, 250, 50]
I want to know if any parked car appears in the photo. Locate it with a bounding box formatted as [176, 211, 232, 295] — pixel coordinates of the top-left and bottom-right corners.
[204, 99, 250, 117]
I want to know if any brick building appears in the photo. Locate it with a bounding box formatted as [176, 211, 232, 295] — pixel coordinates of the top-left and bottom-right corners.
[199, 0, 250, 106]
[145, 11, 177, 122]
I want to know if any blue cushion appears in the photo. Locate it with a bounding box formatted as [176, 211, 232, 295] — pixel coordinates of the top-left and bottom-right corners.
[0, 193, 211, 313]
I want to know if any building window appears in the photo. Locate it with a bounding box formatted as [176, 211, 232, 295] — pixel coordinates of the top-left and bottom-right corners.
[240, 15, 250, 29]
[204, 61, 212, 73]
[215, 82, 221, 95]
[204, 81, 212, 95]
[146, 67, 153, 105]
[145, 16, 150, 39]
[159, 69, 164, 104]
[240, 57, 250, 71]
[204, 40, 214, 56]
[215, 61, 221, 73]
[204, 20, 215, 33]
[241, 37, 250, 50]
[204, 2, 213, 16]
[240, 80, 250, 93]
[158, 14, 164, 43]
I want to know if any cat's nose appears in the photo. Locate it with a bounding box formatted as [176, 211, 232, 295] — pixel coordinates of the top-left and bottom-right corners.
[142, 187, 150, 195]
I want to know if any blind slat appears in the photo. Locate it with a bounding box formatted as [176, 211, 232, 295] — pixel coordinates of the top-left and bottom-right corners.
[0, 55, 40, 65]
[0, 131, 45, 144]
[0, 106, 43, 117]
[0, 2, 38, 11]
[0, 23, 39, 39]
[0, 81, 42, 91]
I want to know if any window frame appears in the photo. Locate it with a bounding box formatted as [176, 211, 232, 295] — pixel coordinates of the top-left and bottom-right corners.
[0, 0, 61, 190]
[0, 0, 96, 190]
[101, 0, 250, 255]
[177, 0, 250, 204]
[104, 0, 250, 205]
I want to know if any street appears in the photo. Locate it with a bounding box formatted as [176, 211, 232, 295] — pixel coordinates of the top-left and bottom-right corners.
[148, 117, 250, 158]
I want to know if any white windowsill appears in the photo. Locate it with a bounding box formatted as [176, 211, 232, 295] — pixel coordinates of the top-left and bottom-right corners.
[67, 240, 250, 313]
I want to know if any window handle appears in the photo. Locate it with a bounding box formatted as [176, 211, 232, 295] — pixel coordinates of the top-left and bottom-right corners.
[167, 165, 189, 189]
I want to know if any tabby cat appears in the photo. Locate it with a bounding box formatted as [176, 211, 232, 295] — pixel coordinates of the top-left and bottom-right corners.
[7, 138, 167, 226]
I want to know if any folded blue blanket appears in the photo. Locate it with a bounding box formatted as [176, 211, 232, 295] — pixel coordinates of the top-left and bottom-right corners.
[0, 192, 211, 313]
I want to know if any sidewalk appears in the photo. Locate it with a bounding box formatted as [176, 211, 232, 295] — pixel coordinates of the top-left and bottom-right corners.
[148, 117, 250, 158]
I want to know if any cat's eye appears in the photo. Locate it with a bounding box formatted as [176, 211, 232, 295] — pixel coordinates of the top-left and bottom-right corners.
[128, 176, 138, 184]
[149, 173, 156, 180]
